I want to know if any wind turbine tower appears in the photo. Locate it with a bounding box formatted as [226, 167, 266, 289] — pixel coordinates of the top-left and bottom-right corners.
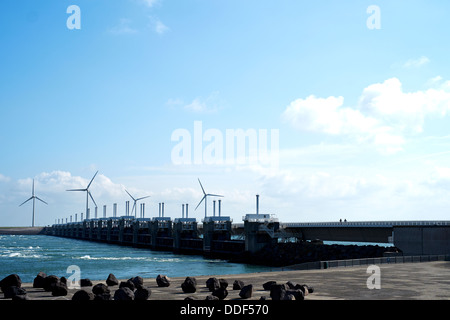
[19, 179, 48, 227]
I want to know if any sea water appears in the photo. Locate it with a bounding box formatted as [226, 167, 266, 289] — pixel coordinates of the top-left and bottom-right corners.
[0, 235, 270, 283]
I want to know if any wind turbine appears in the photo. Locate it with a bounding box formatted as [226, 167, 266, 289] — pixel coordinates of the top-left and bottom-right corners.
[19, 179, 48, 227]
[66, 171, 98, 220]
[125, 189, 151, 218]
[195, 178, 223, 218]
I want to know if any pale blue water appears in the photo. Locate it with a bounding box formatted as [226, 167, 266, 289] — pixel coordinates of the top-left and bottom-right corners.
[0, 235, 270, 283]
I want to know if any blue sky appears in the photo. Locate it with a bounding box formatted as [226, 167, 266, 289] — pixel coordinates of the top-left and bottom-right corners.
[1, 0, 450, 226]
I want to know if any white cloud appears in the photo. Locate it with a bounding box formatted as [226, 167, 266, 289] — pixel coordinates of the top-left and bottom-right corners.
[426, 75, 443, 87]
[184, 98, 209, 113]
[173, 91, 222, 113]
[39, 171, 128, 200]
[109, 19, 138, 35]
[426, 166, 450, 191]
[3, 161, 450, 226]
[139, 0, 159, 8]
[359, 77, 450, 131]
[403, 56, 430, 68]
[0, 174, 10, 183]
[124, 1, 168, 35]
[154, 19, 169, 34]
[1, 171, 159, 225]
[282, 77, 450, 154]
[281, 95, 379, 136]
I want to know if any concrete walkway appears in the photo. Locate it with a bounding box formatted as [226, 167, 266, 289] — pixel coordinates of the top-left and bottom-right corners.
[4, 261, 449, 300]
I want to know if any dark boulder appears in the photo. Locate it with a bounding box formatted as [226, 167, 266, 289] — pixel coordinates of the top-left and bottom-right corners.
[106, 273, 119, 286]
[262, 281, 276, 291]
[12, 293, 29, 301]
[3, 286, 26, 299]
[212, 287, 228, 300]
[283, 293, 296, 300]
[51, 281, 68, 297]
[80, 279, 93, 287]
[94, 293, 112, 300]
[286, 281, 297, 289]
[270, 284, 287, 300]
[239, 284, 253, 299]
[206, 277, 220, 292]
[114, 287, 134, 300]
[33, 272, 47, 288]
[0, 274, 22, 292]
[205, 295, 219, 300]
[135, 287, 151, 301]
[294, 284, 313, 296]
[92, 283, 110, 296]
[286, 289, 304, 300]
[233, 280, 245, 290]
[43, 275, 59, 292]
[303, 284, 314, 296]
[72, 289, 94, 301]
[120, 279, 135, 291]
[156, 274, 170, 287]
[219, 279, 228, 289]
[181, 277, 197, 294]
[130, 276, 144, 288]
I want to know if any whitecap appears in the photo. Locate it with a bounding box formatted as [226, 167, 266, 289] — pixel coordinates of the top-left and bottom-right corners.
[75, 255, 149, 261]
[6, 252, 42, 259]
[8, 252, 21, 258]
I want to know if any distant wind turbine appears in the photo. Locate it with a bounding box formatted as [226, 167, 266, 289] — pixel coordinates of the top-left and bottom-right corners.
[19, 179, 48, 227]
[66, 171, 98, 220]
[195, 178, 223, 218]
[125, 189, 151, 218]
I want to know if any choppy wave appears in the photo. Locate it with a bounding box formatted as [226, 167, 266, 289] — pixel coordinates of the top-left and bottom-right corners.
[74, 255, 183, 263]
[0, 234, 270, 283]
[1, 252, 43, 259]
[76, 255, 148, 261]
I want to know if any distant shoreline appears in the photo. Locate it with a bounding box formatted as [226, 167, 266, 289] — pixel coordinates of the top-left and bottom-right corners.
[0, 227, 47, 235]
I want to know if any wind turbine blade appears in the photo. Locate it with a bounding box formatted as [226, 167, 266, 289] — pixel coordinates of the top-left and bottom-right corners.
[125, 189, 136, 201]
[207, 194, 224, 197]
[136, 196, 151, 201]
[198, 178, 206, 195]
[88, 191, 97, 208]
[66, 189, 86, 192]
[19, 197, 33, 207]
[195, 195, 206, 210]
[87, 171, 99, 189]
[35, 197, 48, 205]
[32, 179, 35, 196]
[131, 202, 136, 216]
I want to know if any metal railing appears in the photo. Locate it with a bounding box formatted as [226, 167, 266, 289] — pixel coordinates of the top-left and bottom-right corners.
[282, 254, 450, 271]
[282, 221, 450, 228]
[53, 219, 450, 230]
